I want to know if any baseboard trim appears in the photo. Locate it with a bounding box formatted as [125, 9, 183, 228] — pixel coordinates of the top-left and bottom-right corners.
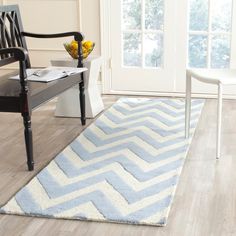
[102, 90, 236, 99]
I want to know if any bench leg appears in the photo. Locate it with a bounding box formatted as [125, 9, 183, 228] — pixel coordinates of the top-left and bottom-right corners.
[79, 81, 86, 126]
[185, 72, 192, 138]
[22, 114, 34, 171]
[216, 83, 222, 159]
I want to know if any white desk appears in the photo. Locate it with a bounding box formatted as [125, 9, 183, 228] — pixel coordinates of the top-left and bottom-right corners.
[51, 56, 104, 118]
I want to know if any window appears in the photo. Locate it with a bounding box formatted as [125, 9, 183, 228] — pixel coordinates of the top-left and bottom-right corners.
[122, 0, 164, 68]
[188, 0, 232, 68]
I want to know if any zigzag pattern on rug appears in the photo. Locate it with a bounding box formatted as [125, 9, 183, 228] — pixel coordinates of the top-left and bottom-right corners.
[1, 98, 205, 226]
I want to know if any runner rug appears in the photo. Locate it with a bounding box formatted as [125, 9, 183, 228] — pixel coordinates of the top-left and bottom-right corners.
[0, 98, 204, 226]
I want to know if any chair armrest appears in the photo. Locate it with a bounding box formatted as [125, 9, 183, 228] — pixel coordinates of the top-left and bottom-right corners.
[0, 47, 28, 61]
[22, 31, 84, 41]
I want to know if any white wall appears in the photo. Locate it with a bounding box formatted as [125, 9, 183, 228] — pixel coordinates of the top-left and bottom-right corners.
[80, 0, 101, 56]
[0, 0, 101, 69]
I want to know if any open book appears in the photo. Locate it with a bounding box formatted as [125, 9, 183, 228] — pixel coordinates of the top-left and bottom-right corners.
[9, 66, 87, 82]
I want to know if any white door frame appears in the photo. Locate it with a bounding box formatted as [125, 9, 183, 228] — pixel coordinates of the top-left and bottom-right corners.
[100, 0, 236, 98]
[231, 0, 236, 68]
[100, 0, 113, 94]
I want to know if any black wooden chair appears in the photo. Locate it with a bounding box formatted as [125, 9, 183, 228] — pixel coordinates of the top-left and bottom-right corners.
[0, 5, 86, 171]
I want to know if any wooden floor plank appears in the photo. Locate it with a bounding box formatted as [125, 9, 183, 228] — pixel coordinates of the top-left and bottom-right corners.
[0, 96, 236, 236]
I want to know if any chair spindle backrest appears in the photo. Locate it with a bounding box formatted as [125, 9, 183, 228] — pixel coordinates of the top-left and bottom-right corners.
[0, 5, 30, 67]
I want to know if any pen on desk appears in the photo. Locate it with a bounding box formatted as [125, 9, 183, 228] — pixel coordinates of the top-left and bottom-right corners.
[32, 70, 41, 77]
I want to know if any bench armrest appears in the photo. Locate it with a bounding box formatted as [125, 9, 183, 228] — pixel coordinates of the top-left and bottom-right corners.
[22, 31, 84, 67]
[22, 31, 84, 41]
[0, 47, 28, 61]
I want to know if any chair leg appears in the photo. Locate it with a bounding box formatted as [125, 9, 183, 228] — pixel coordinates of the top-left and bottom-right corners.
[185, 72, 192, 138]
[79, 81, 86, 126]
[22, 113, 34, 171]
[216, 83, 223, 159]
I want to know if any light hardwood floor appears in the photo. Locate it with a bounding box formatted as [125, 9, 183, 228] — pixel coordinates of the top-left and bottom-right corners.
[0, 96, 236, 236]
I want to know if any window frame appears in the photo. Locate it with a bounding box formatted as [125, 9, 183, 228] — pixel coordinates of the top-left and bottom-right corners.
[187, 0, 234, 69]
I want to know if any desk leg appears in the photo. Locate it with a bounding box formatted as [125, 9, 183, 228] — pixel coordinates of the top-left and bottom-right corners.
[216, 83, 222, 159]
[185, 72, 192, 138]
[79, 76, 86, 126]
[22, 114, 34, 171]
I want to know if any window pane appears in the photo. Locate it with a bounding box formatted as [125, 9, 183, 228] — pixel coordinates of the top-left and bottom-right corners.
[212, 0, 232, 32]
[188, 35, 208, 68]
[144, 33, 163, 67]
[122, 0, 141, 30]
[211, 35, 230, 68]
[145, 0, 164, 30]
[123, 33, 142, 67]
[189, 0, 209, 31]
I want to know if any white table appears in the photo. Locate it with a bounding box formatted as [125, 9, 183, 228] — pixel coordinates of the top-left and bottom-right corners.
[51, 56, 104, 118]
[185, 69, 236, 159]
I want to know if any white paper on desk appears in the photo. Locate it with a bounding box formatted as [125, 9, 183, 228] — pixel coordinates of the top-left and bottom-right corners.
[9, 66, 87, 82]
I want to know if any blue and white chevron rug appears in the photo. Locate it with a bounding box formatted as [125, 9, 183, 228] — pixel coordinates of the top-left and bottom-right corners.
[1, 98, 204, 226]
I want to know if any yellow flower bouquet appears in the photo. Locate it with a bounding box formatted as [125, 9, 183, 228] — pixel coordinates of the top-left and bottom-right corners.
[64, 40, 95, 59]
